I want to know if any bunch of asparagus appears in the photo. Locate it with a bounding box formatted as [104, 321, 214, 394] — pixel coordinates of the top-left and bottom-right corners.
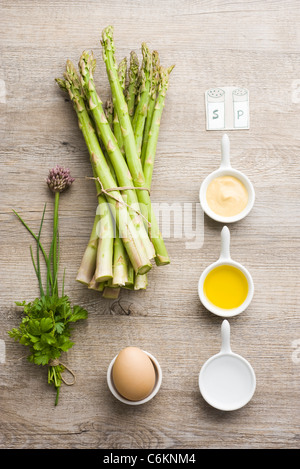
[56, 26, 174, 298]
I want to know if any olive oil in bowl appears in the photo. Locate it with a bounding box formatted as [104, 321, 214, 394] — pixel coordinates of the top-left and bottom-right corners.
[203, 264, 248, 310]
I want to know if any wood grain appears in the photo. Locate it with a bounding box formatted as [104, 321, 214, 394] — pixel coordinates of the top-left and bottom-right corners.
[0, 0, 300, 449]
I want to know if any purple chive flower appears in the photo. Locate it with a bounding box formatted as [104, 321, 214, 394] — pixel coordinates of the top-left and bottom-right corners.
[46, 165, 75, 193]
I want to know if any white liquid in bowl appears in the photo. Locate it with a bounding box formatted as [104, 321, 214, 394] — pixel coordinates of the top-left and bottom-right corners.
[200, 354, 255, 411]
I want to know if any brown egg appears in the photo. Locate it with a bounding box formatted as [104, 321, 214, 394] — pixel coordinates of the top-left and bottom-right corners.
[112, 346, 156, 401]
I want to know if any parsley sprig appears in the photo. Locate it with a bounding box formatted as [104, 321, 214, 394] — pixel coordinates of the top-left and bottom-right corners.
[8, 167, 88, 405]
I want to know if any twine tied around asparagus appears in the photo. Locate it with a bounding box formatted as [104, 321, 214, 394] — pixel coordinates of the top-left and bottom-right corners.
[48, 359, 76, 385]
[87, 176, 151, 226]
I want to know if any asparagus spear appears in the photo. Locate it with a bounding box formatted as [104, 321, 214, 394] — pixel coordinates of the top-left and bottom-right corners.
[124, 249, 135, 288]
[101, 26, 170, 266]
[94, 193, 114, 282]
[107, 84, 142, 291]
[132, 43, 152, 157]
[126, 51, 139, 120]
[100, 110, 142, 290]
[140, 50, 160, 168]
[79, 50, 155, 263]
[96, 108, 133, 288]
[86, 165, 115, 284]
[105, 98, 114, 129]
[118, 57, 127, 88]
[114, 57, 127, 156]
[143, 65, 174, 189]
[56, 61, 152, 275]
[76, 165, 113, 286]
[76, 212, 99, 285]
[111, 228, 128, 286]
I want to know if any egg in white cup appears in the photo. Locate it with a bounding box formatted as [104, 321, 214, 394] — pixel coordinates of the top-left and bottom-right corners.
[107, 347, 162, 405]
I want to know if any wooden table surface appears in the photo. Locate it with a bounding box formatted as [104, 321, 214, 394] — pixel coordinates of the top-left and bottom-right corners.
[1, 0, 299, 450]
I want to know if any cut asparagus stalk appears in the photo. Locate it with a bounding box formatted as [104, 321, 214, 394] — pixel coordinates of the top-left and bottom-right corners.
[140, 51, 160, 169]
[76, 212, 99, 285]
[56, 61, 152, 275]
[94, 193, 114, 282]
[101, 26, 170, 266]
[102, 286, 120, 299]
[132, 43, 152, 157]
[134, 273, 148, 290]
[143, 65, 174, 189]
[79, 51, 155, 263]
[126, 51, 139, 121]
[88, 274, 105, 291]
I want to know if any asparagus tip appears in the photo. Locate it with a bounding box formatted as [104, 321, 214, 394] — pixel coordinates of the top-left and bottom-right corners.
[55, 77, 67, 92]
[101, 25, 115, 49]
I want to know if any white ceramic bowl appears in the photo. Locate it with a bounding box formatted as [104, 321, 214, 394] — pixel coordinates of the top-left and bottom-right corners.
[198, 226, 254, 317]
[107, 350, 162, 405]
[199, 134, 255, 223]
[199, 320, 256, 411]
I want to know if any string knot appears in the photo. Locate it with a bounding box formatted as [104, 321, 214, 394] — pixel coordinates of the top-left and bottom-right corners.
[48, 359, 76, 385]
[87, 176, 151, 226]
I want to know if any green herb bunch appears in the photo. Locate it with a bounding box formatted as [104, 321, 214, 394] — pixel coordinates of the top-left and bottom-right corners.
[8, 166, 88, 405]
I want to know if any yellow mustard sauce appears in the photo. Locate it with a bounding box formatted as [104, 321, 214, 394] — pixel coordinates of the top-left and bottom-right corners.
[204, 264, 248, 309]
[206, 175, 248, 217]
